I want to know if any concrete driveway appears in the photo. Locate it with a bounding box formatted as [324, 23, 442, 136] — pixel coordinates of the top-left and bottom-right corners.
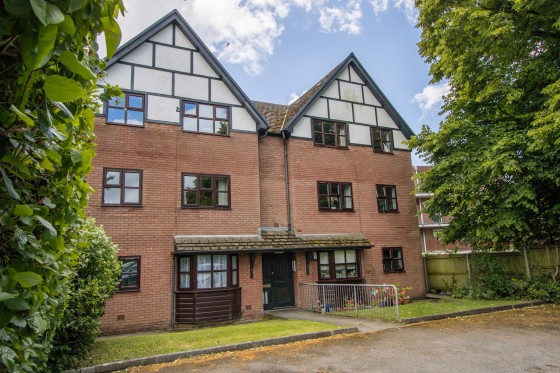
[124, 305, 560, 373]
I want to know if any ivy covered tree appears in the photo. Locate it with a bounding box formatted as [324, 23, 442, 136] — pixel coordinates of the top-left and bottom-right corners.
[0, 1, 124, 371]
[410, 0, 560, 249]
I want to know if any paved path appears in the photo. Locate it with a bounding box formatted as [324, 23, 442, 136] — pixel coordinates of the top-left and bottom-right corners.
[122, 305, 560, 373]
[265, 308, 399, 333]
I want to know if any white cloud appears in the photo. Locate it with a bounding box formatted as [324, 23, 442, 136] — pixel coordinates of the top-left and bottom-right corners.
[288, 89, 308, 105]
[318, 0, 362, 34]
[369, 0, 417, 24]
[412, 82, 450, 115]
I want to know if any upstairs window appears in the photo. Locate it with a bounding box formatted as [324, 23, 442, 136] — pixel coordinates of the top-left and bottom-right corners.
[372, 128, 393, 153]
[103, 168, 142, 206]
[182, 173, 230, 208]
[182, 101, 229, 135]
[318, 250, 359, 280]
[376, 184, 398, 213]
[107, 93, 144, 126]
[313, 120, 347, 148]
[382, 247, 404, 273]
[318, 181, 353, 211]
[118, 256, 140, 291]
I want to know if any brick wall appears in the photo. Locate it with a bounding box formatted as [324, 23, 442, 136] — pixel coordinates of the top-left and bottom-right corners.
[258, 135, 288, 227]
[282, 139, 426, 298]
[89, 118, 262, 333]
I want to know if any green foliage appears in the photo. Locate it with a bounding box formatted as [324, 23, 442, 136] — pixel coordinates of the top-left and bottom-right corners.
[47, 219, 120, 372]
[526, 276, 560, 304]
[0, 1, 124, 371]
[411, 0, 560, 248]
[469, 253, 516, 300]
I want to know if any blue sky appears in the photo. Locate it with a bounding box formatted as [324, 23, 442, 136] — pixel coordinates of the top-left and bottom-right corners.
[105, 0, 448, 165]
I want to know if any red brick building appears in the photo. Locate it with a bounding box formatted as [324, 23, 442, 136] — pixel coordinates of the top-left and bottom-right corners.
[89, 10, 426, 334]
[414, 166, 471, 253]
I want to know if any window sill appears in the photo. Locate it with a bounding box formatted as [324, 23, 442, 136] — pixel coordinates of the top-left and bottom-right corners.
[318, 209, 355, 212]
[181, 206, 231, 210]
[378, 210, 399, 213]
[106, 122, 145, 128]
[102, 204, 143, 208]
[117, 288, 140, 293]
[182, 130, 230, 137]
[383, 270, 406, 274]
[313, 144, 349, 150]
[175, 287, 240, 293]
[316, 278, 364, 284]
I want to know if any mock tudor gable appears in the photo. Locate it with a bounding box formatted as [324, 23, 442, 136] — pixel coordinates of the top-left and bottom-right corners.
[280, 53, 413, 150]
[102, 10, 267, 133]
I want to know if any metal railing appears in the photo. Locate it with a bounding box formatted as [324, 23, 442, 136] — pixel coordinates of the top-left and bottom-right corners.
[298, 283, 400, 322]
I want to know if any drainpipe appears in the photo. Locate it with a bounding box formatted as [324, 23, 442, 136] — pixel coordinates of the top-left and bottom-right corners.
[171, 254, 176, 330]
[282, 131, 292, 231]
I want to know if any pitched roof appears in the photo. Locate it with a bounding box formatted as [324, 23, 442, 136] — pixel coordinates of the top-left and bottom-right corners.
[252, 53, 414, 139]
[174, 229, 372, 253]
[105, 10, 268, 132]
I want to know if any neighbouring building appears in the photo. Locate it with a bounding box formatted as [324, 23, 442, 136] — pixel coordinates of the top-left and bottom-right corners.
[414, 166, 471, 253]
[88, 10, 426, 334]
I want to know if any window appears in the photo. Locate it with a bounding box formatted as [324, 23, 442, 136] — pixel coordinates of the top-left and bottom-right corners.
[119, 257, 140, 291]
[372, 128, 393, 153]
[317, 181, 353, 211]
[182, 101, 229, 135]
[313, 120, 347, 148]
[318, 250, 359, 280]
[103, 168, 142, 206]
[376, 184, 398, 212]
[107, 93, 144, 126]
[382, 248, 404, 273]
[182, 173, 230, 208]
[178, 255, 238, 290]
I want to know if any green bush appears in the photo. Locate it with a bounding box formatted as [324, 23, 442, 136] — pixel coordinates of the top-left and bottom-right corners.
[526, 276, 560, 304]
[469, 252, 515, 300]
[0, 2, 124, 370]
[47, 219, 120, 372]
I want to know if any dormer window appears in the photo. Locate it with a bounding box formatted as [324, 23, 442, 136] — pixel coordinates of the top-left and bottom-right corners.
[182, 101, 229, 135]
[107, 93, 144, 126]
[313, 120, 347, 148]
[372, 128, 393, 153]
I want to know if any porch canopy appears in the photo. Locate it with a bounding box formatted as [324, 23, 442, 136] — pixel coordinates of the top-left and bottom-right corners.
[174, 229, 372, 253]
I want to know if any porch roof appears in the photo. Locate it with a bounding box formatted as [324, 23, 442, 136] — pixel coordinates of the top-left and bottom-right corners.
[174, 229, 372, 254]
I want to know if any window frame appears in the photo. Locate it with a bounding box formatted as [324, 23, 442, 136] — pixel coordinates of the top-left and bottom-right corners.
[177, 254, 239, 290]
[382, 247, 405, 273]
[102, 168, 143, 207]
[317, 250, 360, 281]
[181, 101, 230, 136]
[371, 127, 393, 154]
[312, 119, 348, 149]
[118, 256, 141, 292]
[317, 181, 354, 211]
[376, 184, 398, 213]
[181, 173, 231, 209]
[106, 92, 145, 127]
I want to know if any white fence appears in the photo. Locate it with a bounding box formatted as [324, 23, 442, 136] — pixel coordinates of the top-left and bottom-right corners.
[298, 283, 400, 322]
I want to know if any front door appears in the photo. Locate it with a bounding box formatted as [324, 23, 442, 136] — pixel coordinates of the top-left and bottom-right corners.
[262, 253, 294, 310]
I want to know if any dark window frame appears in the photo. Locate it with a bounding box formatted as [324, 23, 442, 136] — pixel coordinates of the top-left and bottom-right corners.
[102, 168, 143, 207]
[177, 254, 239, 290]
[313, 119, 348, 149]
[376, 184, 398, 213]
[317, 181, 354, 211]
[317, 250, 360, 280]
[382, 247, 404, 273]
[371, 127, 393, 154]
[118, 256, 141, 292]
[181, 101, 230, 136]
[106, 92, 145, 127]
[181, 173, 231, 209]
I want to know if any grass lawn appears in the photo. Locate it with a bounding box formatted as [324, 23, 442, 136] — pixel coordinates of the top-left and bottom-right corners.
[330, 298, 528, 321]
[81, 320, 340, 367]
